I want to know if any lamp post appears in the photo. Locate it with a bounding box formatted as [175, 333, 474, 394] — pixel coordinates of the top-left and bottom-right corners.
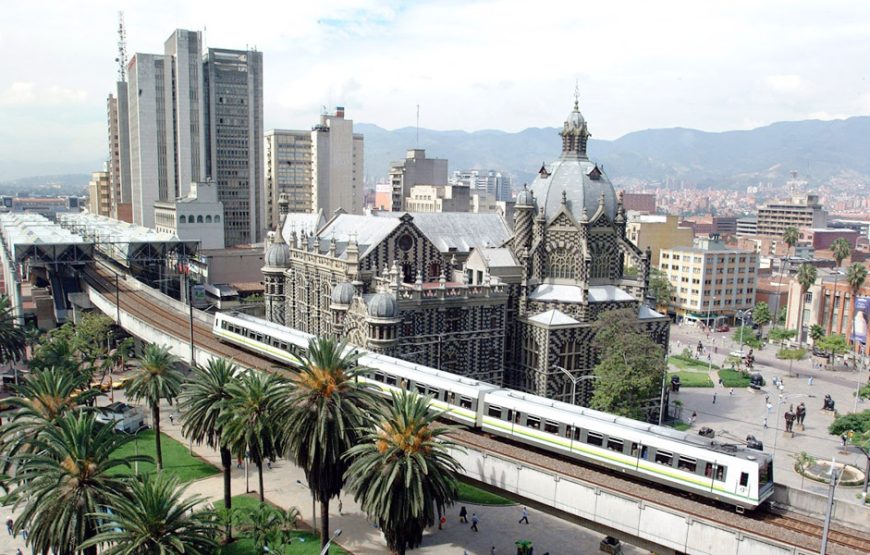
[553, 365, 596, 406]
[736, 309, 752, 356]
[296, 479, 317, 534]
[319, 529, 343, 555]
[820, 458, 841, 555]
[706, 295, 717, 372]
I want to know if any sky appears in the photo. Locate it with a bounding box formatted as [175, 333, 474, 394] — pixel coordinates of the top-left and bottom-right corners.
[1, 0, 870, 180]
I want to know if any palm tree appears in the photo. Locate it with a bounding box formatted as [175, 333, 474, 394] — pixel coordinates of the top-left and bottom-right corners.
[23, 323, 41, 361]
[9, 411, 147, 555]
[29, 335, 80, 375]
[783, 226, 799, 257]
[795, 263, 818, 347]
[180, 358, 239, 540]
[809, 324, 825, 344]
[0, 295, 26, 364]
[281, 338, 380, 549]
[846, 262, 868, 361]
[0, 367, 95, 462]
[218, 370, 284, 504]
[831, 237, 852, 268]
[125, 344, 183, 470]
[81, 473, 217, 555]
[344, 391, 463, 555]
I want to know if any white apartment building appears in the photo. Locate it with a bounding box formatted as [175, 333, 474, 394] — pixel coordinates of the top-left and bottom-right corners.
[405, 184, 470, 213]
[127, 52, 166, 229]
[154, 180, 225, 250]
[451, 169, 513, 202]
[311, 107, 364, 216]
[659, 241, 758, 322]
[756, 194, 827, 237]
[264, 129, 312, 227]
[389, 149, 448, 212]
[88, 169, 112, 217]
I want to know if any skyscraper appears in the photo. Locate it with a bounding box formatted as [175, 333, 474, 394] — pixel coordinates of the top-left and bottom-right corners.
[311, 107, 364, 216]
[389, 149, 448, 212]
[204, 48, 264, 245]
[107, 84, 132, 222]
[265, 129, 313, 226]
[125, 29, 263, 245]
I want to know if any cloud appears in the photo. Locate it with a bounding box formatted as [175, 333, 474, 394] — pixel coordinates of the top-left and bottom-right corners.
[762, 74, 806, 95]
[0, 82, 88, 106]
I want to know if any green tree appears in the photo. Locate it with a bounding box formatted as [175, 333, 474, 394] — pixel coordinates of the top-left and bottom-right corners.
[808, 324, 825, 344]
[769, 327, 797, 347]
[235, 503, 300, 553]
[846, 261, 868, 332]
[0, 295, 25, 364]
[344, 391, 462, 555]
[816, 333, 849, 361]
[281, 337, 379, 549]
[831, 237, 852, 267]
[9, 411, 147, 555]
[648, 268, 674, 313]
[81, 473, 217, 555]
[829, 409, 870, 492]
[180, 358, 239, 540]
[795, 263, 818, 346]
[219, 370, 284, 504]
[29, 335, 80, 375]
[591, 309, 666, 419]
[125, 344, 183, 470]
[23, 323, 41, 361]
[783, 226, 799, 256]
[753, 302, 771, 337]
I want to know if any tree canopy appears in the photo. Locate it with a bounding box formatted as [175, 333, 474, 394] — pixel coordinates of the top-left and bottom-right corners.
[591, 309, 665, 419]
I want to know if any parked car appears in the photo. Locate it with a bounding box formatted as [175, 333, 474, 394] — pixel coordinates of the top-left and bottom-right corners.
[716, 324, 730, 332]
[96, 402, 146, 434]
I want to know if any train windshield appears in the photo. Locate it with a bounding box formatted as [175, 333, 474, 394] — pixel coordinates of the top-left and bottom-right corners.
[759, 460, 774, 484]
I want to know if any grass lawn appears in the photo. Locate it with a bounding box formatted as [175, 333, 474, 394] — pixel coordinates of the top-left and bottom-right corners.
[669, 355, 719, 371]
[457, 481, 515, 506]
[668, 421, 691, 431]
[109, 430, 219, 482]
[717, 369, 751, 388]
[671, 371, 714, 388]
[218, 494, 350, 555]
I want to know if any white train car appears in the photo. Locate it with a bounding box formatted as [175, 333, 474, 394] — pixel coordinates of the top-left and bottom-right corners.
[213, 311, 774, 510]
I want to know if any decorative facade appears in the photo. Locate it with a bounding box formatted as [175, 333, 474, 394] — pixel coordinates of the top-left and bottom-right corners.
[264, 99, 670, 420]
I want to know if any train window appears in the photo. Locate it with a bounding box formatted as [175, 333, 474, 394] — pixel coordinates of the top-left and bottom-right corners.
[704, 463, 713, 477]
[373, 372, 385, 383]
[416, 384, 427, 394]
[678, 456, 697, 473]
[564, 425, 573, 439]
[459, 396, 473, 409]
[573, 428, 582, 442]
[386, 376, 397, 386]
[488, 405, 503, 419]
[654, 450, 673, 466]
[429, 388, 441, 400]
[715, 466, 727, 482]
[606, 438, 624, 453]
[586, 432, 603, 447]
[630, 443, 639, 457]
[760, 461, 773, 484]
[641, 446, 649, 460]
[513, 411, 521, 424]
[739, 472, 749, 487]
[526, 416, 541, 430]
[544, 421, 560, 435]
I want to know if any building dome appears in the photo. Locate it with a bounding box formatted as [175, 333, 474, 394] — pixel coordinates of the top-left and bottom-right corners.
[528, 99, 616, 222]
[264, 242, 291, 268]
[330, 282, 355, 305]
[515, 187, 535, 207]
[367, 291, 398, 319]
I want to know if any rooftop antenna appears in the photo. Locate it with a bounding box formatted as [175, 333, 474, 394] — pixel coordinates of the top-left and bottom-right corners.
[416, 104, 420, 147]
[115, 11, 128, 82]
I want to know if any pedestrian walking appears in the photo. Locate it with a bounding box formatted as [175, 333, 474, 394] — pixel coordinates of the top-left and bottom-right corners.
[168, 413, 174, 425]
[459, 506, 468, 523]
[6, 517, 13, 535]
[729, 388, 734, 396]
[439, 515, 446, 529]
[519, 506, 529, 525]
[766, 402, 773, 414]
[765, 394, 770, 404]
[471, 513, 479, 532]
[236, 454, 243, 469]
[841, 434, 848, 448]
[690, 411, 697, 425]
[763, 417, 768, 428]
[712, 392, 717, 404]
[20, 528, 27, 541]
[808, 376, 814, 386]
[491, 546, 497, 555]
[16, 549, 22, 555]
[338, 498, 343, 515]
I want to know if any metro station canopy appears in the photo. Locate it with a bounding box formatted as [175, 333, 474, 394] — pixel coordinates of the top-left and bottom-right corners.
[0, 213, 93, 266]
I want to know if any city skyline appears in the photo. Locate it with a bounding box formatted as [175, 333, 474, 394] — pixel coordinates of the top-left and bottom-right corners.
[2, 0, 870, 179]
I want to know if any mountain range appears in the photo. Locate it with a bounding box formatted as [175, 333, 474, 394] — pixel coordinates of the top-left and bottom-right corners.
[4, 116, 869, 194]
[359, 116, 870, 189]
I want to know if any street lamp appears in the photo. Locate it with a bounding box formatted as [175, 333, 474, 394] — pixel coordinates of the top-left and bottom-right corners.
[319, 529, 343, 555]
[820, 458, 841, 555]
[553, 365, 596, 406]
[736, 309, 752, 356]
[706, 295, 717, 372]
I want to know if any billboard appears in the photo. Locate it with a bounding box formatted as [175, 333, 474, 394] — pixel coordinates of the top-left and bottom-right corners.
[852, 296, 870, 345]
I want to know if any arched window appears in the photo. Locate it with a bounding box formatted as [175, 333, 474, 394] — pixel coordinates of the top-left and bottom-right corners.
[179, 215, 186, 224]
[205, 215, 212, 223]
[591, 254, 611, 279]
[549, 248, 574, 279]
[197, 215, 204, 223]
[214, 215, 221, 223]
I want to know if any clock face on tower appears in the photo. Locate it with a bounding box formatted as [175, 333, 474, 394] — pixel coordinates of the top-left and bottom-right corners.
[398, 234, 414, 252]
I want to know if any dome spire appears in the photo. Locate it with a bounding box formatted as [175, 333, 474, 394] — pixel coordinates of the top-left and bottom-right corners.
[560, 90, 590, 159]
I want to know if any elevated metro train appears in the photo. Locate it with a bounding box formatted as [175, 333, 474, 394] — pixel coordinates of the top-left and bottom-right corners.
[214, 311, 775, 511]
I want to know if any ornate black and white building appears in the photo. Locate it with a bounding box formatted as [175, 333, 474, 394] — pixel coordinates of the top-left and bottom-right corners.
[263, 99, 670, 419]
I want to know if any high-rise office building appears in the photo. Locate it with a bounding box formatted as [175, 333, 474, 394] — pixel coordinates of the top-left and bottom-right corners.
[389, 149, 448, 211]
[311, 107, 364, 216]
[755, 194, 827, 237]
[264, 129, 312, 228]
[450, 169, 512, 202]
[125, 29, 263, 245]
[88, 169, 112, 217]
[107, 84, 132, 222]
[204, 48, 264, 245]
